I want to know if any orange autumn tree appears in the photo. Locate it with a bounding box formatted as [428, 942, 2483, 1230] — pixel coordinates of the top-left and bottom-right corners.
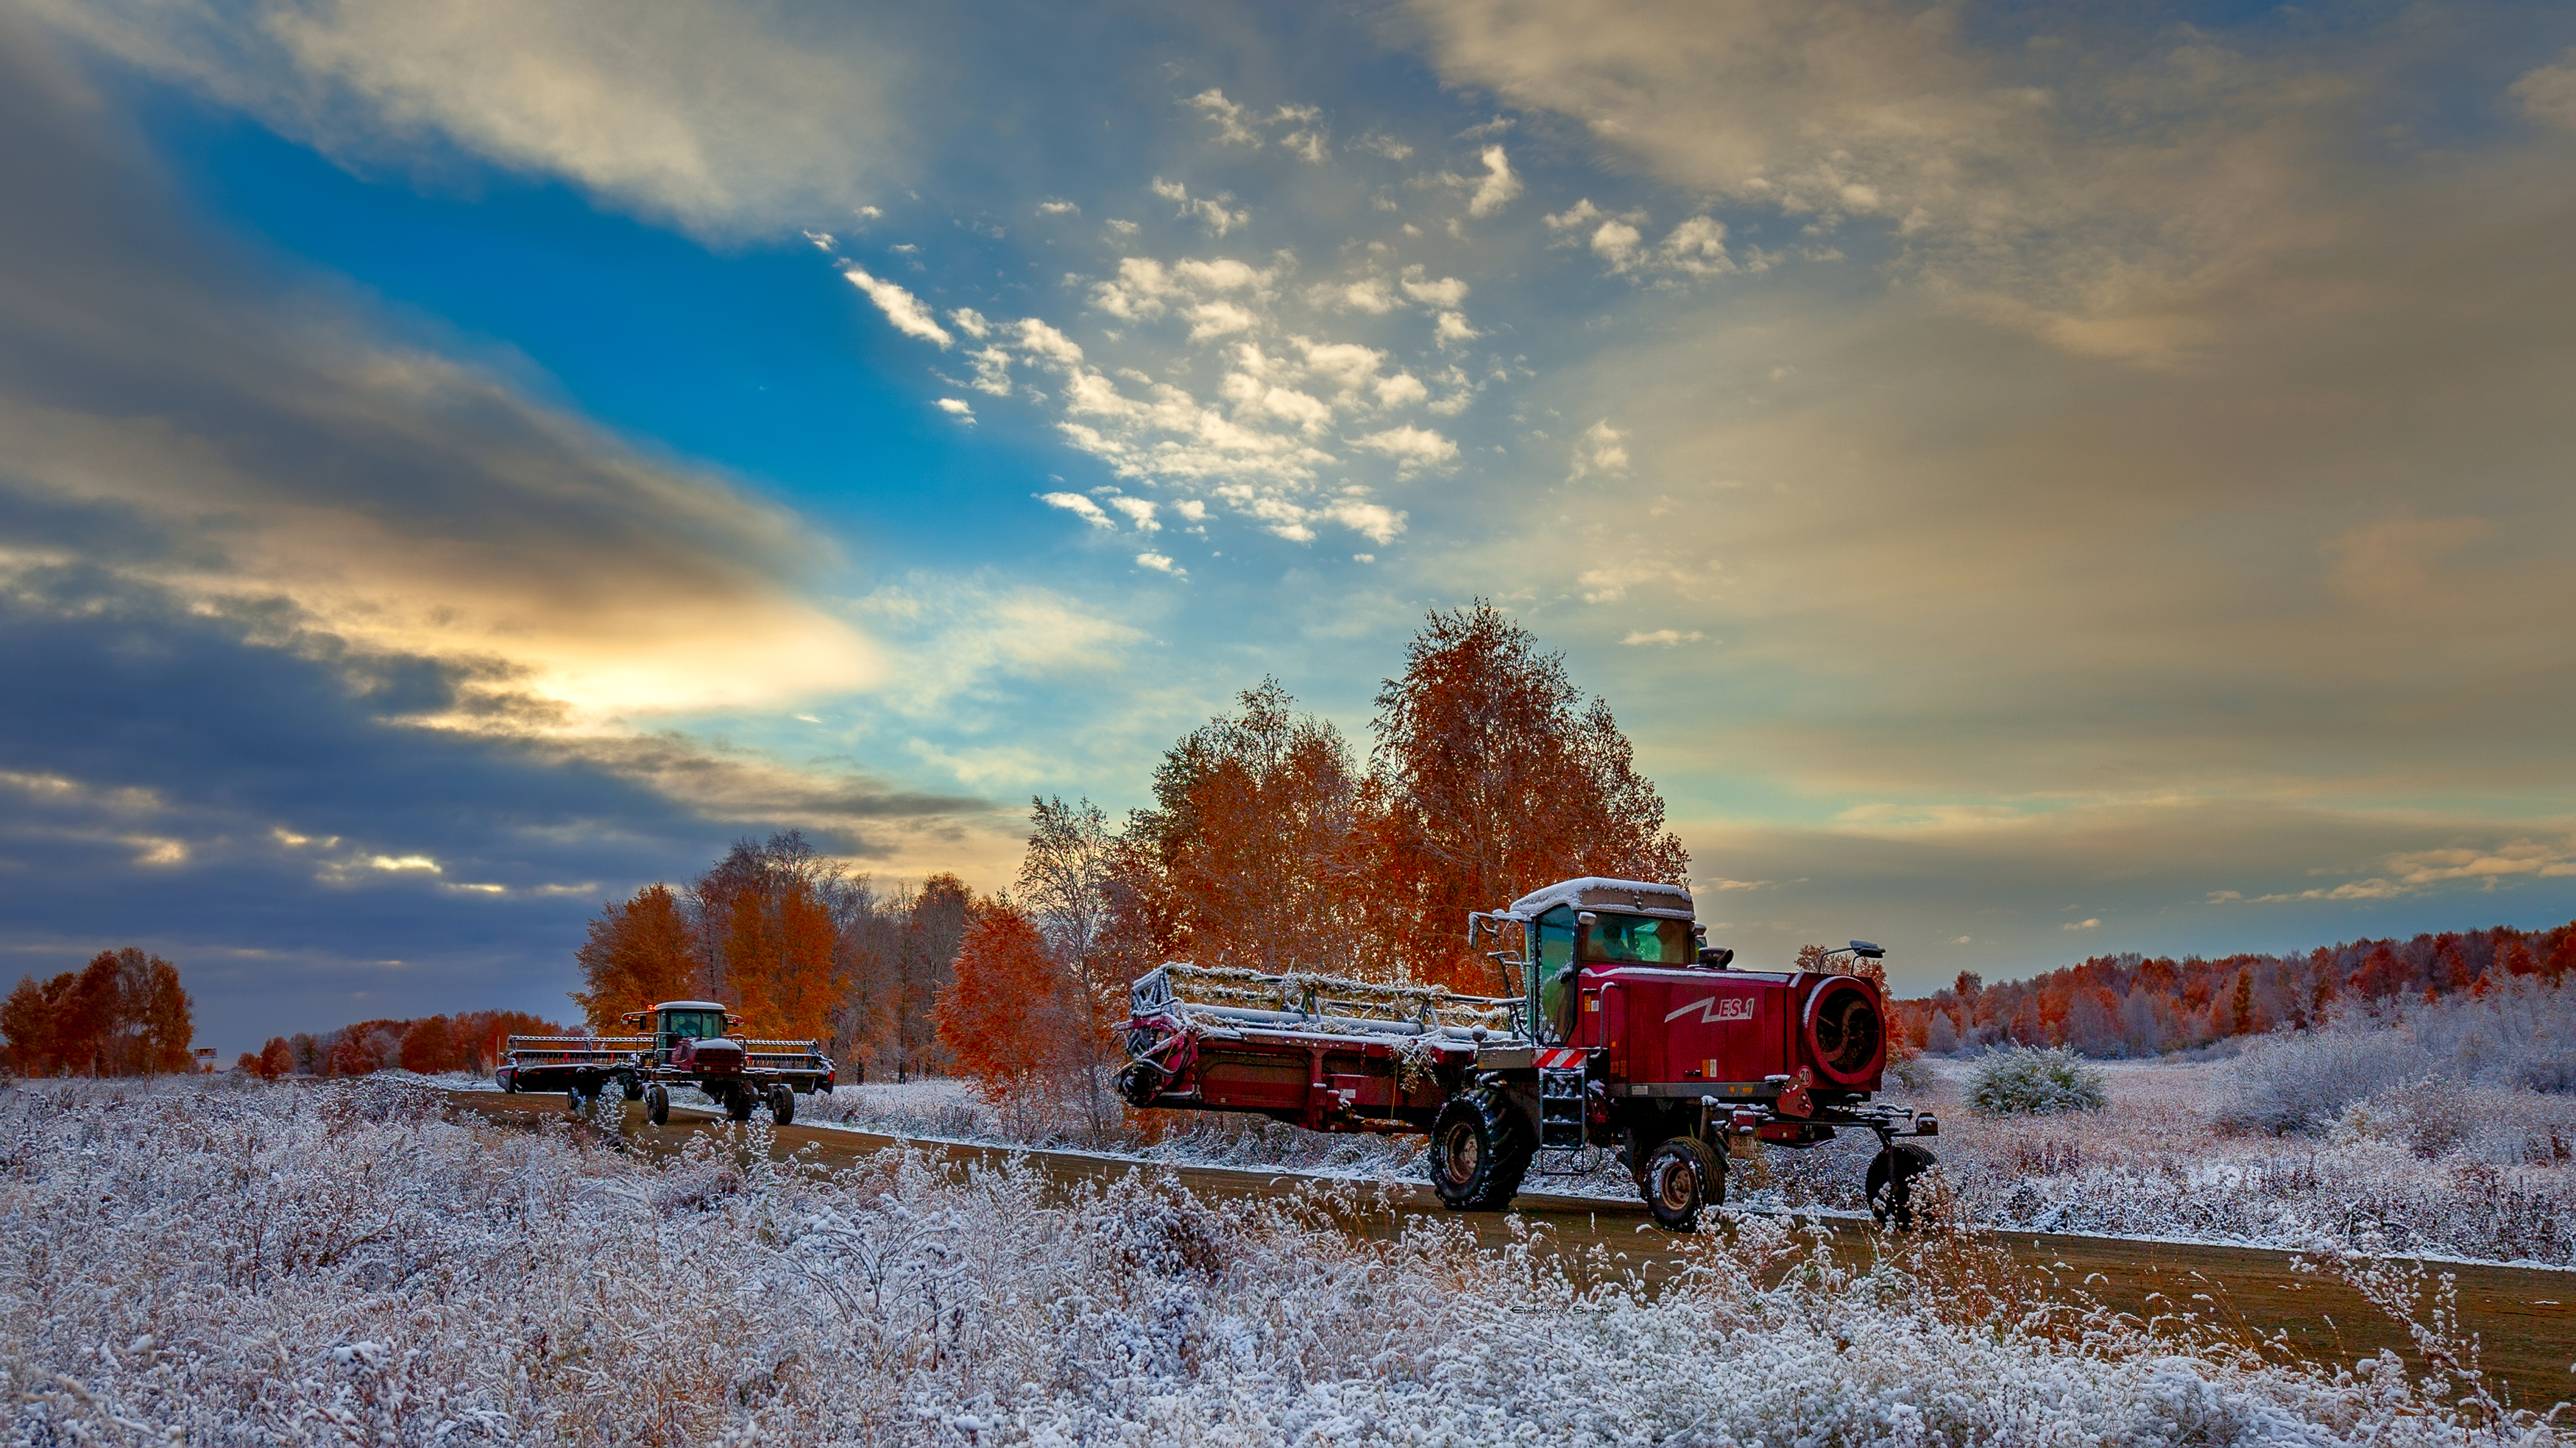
[1362, 602, 1689, 991]
[570, 884, 698, 1032]
[933, 902, 1098, 1134]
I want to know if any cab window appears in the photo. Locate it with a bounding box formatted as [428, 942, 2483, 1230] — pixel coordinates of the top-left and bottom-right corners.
[662, 1010, 723, 1040]
[1533, 906, 1579, 1043]
[1579, 913, 1696, 966]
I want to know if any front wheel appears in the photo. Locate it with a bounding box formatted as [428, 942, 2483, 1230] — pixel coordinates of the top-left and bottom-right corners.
[621, 1076, 644, 1102]
[645, 1084, 670, 1126]
[724, 1088, 754, 1124]
[768, 1083, 796, 1125]
[1642, 1136, 1725, 1231]
[1866, 1143, 1935, 1228]
[1428, 1088, 1534, 1210]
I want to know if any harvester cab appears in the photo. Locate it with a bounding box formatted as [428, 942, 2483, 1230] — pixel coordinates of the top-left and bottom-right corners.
[1120, 875, 1939, 1231]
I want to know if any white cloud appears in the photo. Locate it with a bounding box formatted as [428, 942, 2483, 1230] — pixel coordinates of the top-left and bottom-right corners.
[1135, 551, 1188, 578]
[1320, 494, 1407, 544]
[1571, 419, 1630, 478]
[1544, 199, 1604, 232]
[2062, 918, 2101, 931]
[1150, 177, 1249, 236]
[1432, 311, 1481, 347]
[842, 266, 951, 347]
[2510, 52, 2576, 129]
[1591, 221, 1643, 268]
[1186, 300, 1259, 340]
[935, 397, 974, 422]
[949, 308, 990, 339]
[1187, 88, 1257, 145]
[1354, 131, 1414, 160]
[1354, 425, 1459, 474]
[1108, 496, 1160, 532]
[1466, 144, 1521, 217]
[40, 0, 901, 236]
[1398, 267, 1470, 307]
[1373, 372, 1429, 409]
[1036, 199, 1080, 216]
[1012, 317, 1086, 367]
[1621, 628, 1705, 647]
[1038, 491, 1114, 529]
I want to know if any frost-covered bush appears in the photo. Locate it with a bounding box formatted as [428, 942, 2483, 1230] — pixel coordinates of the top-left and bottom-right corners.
[1968, 1045, 2109, 1115]
[1, 1076, 2554, 1444]
[2220, 983, 2576, 1136]
[2216, 1028, 2427, 1135]
[2328, 1077, 2482, 1159]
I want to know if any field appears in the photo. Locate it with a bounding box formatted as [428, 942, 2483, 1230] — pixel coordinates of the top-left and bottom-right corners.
[4, 1075, 2565, 1446]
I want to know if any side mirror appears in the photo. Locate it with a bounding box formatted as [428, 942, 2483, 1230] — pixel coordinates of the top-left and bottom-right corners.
[1850, 940, 1886, 959]
[1577, 911, 1598, 926]
[1698, 947, 1735, 969]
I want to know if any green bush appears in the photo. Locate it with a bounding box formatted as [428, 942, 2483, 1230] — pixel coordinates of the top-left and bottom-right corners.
[1968, 1046, 2109, 1115]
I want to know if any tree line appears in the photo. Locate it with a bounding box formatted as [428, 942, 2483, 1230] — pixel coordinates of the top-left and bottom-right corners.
[236, 1009, 569, 1079]
[933, 603, 1691, 1130]
[0, 948, 195, 1076]
[1903, 918, 2576, 1057]
[571, 831, 975, 1079]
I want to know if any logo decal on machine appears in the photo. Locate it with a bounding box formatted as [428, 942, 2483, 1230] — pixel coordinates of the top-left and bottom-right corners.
[1665, 995, 1755, 1024]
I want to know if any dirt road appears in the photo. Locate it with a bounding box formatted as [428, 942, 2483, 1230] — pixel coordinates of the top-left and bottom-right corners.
[453, 1088, 2576, 1408]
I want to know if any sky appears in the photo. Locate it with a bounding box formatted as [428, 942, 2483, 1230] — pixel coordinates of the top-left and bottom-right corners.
[3, 0, 2574, 1055]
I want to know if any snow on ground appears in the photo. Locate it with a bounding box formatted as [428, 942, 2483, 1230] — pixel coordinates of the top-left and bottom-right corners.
[1, 1075, 2552, 1445]
[793, 1052, 2576, 1266]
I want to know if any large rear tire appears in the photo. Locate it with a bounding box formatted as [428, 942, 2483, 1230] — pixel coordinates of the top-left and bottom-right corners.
[1867, 1143, 1934, 1228]
[1429, 1087, 1534, 1210]
[645, 1084, 670, 1126]
[768, 1083, 796, 1125]
[1642, 1136, 1725, 1232]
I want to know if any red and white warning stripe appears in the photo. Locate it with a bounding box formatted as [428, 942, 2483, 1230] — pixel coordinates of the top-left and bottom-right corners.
[1535, 1048, 1588, 1070]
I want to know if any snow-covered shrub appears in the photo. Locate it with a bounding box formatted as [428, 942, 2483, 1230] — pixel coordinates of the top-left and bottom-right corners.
[2217, 1028, 2427, 1135]
[1968, 1045, 2109, 1115]
[2328, 1077, 2480, 1158]
[0, 1076, 2553, 1445]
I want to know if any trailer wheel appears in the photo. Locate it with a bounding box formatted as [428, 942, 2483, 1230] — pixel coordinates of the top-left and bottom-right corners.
[1642, 1137, 1725, 1231]
[1429, 1088, 1533, 1210]
[724, 1088, 754, 1124]
[1866, 1143, 1934, 1228]
[768, 1083, 796, 1125]
[645, 1084, 670, 1126]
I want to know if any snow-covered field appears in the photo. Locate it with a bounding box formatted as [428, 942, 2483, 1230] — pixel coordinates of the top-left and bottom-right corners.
[1, 1075, 2555, 1445]
[800, 1041, 2576, 1267]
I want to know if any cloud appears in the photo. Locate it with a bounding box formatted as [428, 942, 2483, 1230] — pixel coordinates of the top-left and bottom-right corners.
[1150, 177, 1250, 236]
[1135, 551, 1187, 578]
[1621, 628, 1704, 646]
[1465, 144, 1521, 217]
[2062, 918, 2101, 931]
[2510, 52, 2576, 130]
[843, 266, 953, 347]
[1108, 497, 1160, 532]
[1353, 425, 1459, 474]
[1037, 199, 1081, 216]
[28, 0, 902, 236]
[1038, 491, 1115, 529]
[1570, 419, 1629, 478]
[935, 397, 974, 422]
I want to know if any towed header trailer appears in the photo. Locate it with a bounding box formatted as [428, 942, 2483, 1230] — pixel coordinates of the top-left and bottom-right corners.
[497, 1000, 841, 1126]
[1119, 876, 1937, 1229]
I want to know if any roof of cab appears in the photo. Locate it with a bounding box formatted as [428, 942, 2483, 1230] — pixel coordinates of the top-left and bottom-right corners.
[1505, 876, 1696, 922]
[651, 1000, 729, 1012]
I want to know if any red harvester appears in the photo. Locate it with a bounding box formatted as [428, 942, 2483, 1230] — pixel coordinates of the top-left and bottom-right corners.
[496, 1000, 841, 1126]
[1118, 876, 1937, 1229]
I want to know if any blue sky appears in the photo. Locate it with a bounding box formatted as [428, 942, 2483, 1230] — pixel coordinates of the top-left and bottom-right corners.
[4, 0, 2575, 1054]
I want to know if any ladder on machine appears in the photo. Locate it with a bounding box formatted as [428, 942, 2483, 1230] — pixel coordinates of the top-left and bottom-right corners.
[1530, 1065, 1600, 1176]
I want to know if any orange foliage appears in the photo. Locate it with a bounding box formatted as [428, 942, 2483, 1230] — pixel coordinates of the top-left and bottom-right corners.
[570, 883, 698, 1032]
[933, 904, 1096, 1094]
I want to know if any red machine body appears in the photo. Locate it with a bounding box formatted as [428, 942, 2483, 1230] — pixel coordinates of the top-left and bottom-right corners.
[1119, 877, 1936, 1229]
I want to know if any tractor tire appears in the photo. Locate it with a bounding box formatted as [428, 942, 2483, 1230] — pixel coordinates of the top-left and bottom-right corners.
[724, 1089, 754, 1124]
[645, 1084, 670, 1126]
[1642, 1136, 1725, 1232]
[1429, 1087, 1534, 1210]
[1866, 1143, 1935, 1229]
[621, 1076, 643, 1102]
[1620, 1124, 1671, 1193]
[768, 1083, 796, 1125]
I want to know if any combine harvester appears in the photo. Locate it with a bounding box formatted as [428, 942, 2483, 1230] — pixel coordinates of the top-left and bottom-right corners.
[497, 1001, 840, 1126]
[1118, 877, 1937, 1229]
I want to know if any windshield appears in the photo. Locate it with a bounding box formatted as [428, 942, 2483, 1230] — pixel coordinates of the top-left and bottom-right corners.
[1579, 913, 1697, 965]
[662, 1009, 726, 1040]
